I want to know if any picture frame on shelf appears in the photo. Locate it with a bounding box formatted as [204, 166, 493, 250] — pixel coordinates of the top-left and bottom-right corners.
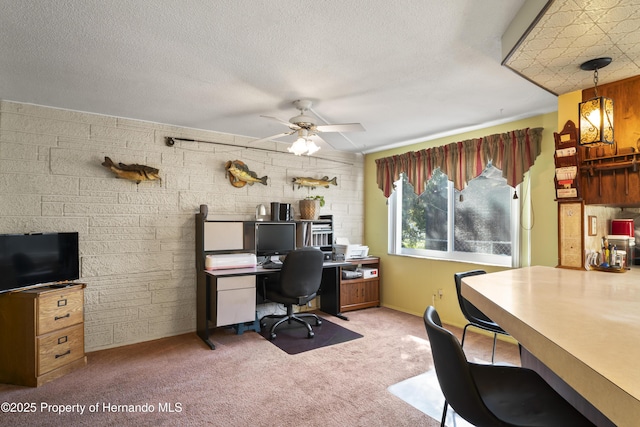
[588, 215, 597, 236]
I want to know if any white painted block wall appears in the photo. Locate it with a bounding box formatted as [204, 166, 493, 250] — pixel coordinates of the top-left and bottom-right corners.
[0, 101, 364, 351]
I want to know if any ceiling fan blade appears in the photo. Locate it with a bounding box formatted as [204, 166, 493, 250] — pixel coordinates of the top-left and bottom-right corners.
[309, 133, 337, 150]
[249, 131, 295, 144]
[260, 115, 299, 129]
[316, 123, 365, 133]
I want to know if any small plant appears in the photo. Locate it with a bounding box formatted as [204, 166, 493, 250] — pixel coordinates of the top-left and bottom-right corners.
[305, 195, 325, 207]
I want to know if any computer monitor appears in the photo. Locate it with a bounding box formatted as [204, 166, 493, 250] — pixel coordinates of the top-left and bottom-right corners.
[254, 222, 296, 258]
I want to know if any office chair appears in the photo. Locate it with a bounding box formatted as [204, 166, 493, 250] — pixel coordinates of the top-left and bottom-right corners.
[454, 270, 508, 364]
[260, 247, 324, 340]
[423, 306, 595, 427]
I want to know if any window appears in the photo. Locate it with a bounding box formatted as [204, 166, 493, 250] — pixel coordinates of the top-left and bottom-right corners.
[389, 165, 520, 267]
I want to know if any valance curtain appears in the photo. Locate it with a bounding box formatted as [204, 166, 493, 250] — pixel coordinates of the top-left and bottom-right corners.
[375, 127, 543, 197]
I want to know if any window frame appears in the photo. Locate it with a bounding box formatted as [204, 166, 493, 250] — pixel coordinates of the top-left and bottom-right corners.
[388, 170, 522, 267]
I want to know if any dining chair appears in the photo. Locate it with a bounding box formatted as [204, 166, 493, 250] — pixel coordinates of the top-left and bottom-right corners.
[454, 270, 509, 363]
[424, 306, 595, 427]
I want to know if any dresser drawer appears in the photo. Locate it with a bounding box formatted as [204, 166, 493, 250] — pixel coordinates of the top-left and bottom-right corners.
[37, 323, 84, 375]
[37, 287, 84, 335]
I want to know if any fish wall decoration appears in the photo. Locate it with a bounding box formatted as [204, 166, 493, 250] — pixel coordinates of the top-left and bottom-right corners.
[292, 176, 338, 189]
[225, 160, 268, 188]
[101, 157, 161, 184]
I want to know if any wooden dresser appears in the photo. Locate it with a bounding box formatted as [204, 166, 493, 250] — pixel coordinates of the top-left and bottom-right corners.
[0, 283, 87, 387]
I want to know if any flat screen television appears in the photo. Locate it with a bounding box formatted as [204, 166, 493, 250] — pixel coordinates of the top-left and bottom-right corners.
[255, 223, 296, 258]
[0, 232, 80, 294]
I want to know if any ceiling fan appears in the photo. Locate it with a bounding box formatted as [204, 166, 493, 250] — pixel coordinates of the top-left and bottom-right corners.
[251, 99, 365, 155]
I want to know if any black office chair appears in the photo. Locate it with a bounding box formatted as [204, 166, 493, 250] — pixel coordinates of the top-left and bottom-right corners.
[424, 306, 595, 427]
[454, 270, 508, 364]
[260, 247, 324, 340]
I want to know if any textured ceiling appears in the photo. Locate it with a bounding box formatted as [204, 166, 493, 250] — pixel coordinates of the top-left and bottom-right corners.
[0, 1, 636, 154]
[505, 0, 640, 95]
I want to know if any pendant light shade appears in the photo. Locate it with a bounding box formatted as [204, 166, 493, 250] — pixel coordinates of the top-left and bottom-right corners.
[579, 96, 614, 145]
[578, 57, 614, 146]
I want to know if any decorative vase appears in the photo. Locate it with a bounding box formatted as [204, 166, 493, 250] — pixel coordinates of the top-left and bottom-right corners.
[299, 199, 320, 220]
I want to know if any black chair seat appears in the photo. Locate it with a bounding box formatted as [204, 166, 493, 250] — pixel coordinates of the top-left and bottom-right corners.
[471, 363, 593, 426]
[424, 306, 595, 427]
[264, 289, 317, 306]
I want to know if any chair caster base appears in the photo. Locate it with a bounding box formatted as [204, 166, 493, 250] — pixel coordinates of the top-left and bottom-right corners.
[269, 333, 277, 340]
[308, 331, 314, 339]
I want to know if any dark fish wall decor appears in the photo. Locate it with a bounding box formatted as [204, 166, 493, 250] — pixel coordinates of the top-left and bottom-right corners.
[101, 157, 161, 184]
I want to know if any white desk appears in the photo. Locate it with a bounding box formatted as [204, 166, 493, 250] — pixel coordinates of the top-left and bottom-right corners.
[197, 261, 349, 349]
[461, 266, 640, 427]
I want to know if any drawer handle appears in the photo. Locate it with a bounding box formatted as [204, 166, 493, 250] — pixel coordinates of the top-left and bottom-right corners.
[55, 350, 71, 359]
[58, 336, 68, 345]
[55, 313, 70, 321]
[57, 299, 68, 307]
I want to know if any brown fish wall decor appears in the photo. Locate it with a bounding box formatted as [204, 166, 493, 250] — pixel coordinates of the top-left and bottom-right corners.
[101, 157, 161, 184]
[292, 176, 338, 189]
[225, 160, 268, 188]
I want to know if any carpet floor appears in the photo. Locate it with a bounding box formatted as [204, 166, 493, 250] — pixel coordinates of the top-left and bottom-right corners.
[0, 307, 520, 427]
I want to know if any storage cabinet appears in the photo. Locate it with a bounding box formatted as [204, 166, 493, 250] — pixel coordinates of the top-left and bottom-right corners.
[216, 276, 256, 327]
[297, 215, 333, 259]
[0, 284, 87, 387]
[339, 257, 380, 312]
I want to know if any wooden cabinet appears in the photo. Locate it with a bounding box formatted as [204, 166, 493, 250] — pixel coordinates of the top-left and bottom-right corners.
[339, 257, 380, 312]
[578, 75, 640, 206]
[0, 284, 87, 387]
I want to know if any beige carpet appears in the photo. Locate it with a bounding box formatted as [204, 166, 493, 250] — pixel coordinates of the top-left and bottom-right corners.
[0, 307, 519, 426]
[388, 370, 473, 427]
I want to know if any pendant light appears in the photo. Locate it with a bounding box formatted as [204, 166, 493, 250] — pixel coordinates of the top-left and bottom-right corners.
[578, 57, 614, 146]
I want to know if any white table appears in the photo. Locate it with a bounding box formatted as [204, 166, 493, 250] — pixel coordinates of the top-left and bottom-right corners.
[461, 266, 640, 427]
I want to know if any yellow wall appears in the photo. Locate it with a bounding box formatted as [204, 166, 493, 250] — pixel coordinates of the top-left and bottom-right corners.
[363, 112, 559, 328]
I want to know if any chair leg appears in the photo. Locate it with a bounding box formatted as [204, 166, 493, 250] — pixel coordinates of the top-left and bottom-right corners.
[440, 401, 448, 427]
[491, 333, 498, 364]
[295, 312, 322, 326]
[264, 306, 320, 339]
[461, 324, 470, 348]
[290, 315, 315, 337]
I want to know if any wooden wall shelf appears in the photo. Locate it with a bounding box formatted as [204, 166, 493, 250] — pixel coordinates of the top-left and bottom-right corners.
[580, 152, 640, 202]
[554, 120, 581, 201]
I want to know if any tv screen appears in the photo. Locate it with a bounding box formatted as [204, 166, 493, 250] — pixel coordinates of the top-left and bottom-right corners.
[0, 232, 79, 293]
[255, 223, 296, 257]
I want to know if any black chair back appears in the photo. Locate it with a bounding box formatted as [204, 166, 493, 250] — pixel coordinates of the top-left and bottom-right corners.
[279, 247, 324, 299]
[423, 306, 504, 426]
[454, 270, 495, 326]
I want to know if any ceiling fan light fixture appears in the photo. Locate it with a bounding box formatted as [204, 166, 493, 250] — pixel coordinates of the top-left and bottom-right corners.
[306, 139, 321, 155]
[578, 57, 614, 146]
[255, 99, 363, 153]
[288, 137, 309, 156]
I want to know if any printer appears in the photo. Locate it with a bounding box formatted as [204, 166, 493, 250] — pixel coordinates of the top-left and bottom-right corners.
[335, 238, 369, 260]
[205, 253, 257, 270]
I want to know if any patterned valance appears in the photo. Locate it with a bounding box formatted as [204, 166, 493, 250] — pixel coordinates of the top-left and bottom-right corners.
[375, 127, 543, 197]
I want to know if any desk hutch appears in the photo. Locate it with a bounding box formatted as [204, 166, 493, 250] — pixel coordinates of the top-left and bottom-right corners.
[194, 205, 380, 349]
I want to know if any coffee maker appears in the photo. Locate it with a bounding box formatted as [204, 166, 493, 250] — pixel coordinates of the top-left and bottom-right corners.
[270, 202, 294, 221]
